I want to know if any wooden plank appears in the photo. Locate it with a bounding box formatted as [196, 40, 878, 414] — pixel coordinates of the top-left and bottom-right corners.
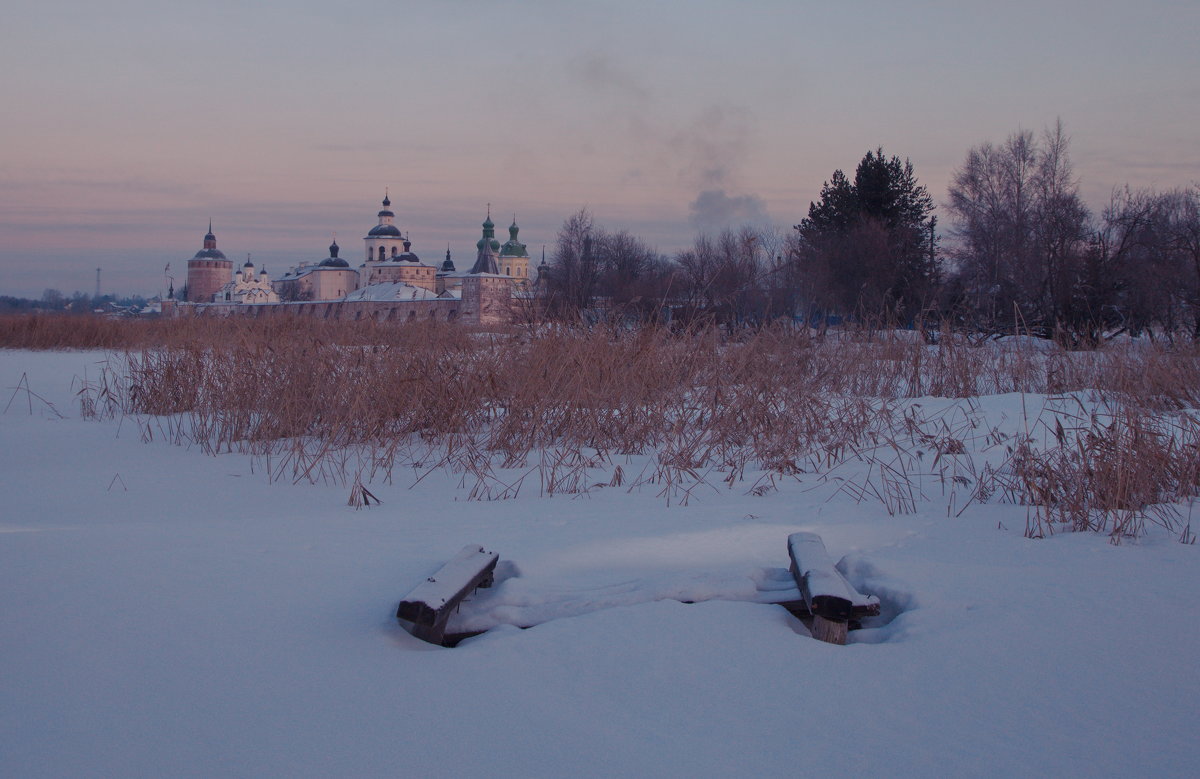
[397, 544, 499, 646]
[787, 532, 878, 644]
[752, 569, 878, 618]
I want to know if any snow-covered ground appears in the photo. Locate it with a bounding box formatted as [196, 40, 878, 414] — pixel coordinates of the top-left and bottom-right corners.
[2, 349, 1197, 777]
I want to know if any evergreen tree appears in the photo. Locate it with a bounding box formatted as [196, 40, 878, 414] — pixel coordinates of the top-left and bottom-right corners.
[795, 149, 938, 322]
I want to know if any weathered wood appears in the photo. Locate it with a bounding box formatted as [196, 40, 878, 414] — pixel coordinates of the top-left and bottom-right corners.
[809, 615, 849, 645]
[787, 532, 879, 643]
[397, 544, 499, 646]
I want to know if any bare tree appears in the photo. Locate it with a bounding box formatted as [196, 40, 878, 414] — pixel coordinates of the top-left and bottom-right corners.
[1095, 187, 1175, 338]
[675, 226, 792, 329]
[541, 209, 676, 323]
[946, 121, 1090, 338]
[1170, 187, 1200, 337]
[542, 208, 600, 319]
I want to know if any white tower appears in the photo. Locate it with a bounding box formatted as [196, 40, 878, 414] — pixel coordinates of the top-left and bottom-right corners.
[363, 190, 405, 262]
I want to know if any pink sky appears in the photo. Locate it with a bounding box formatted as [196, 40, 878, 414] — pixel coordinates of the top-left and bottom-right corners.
[2, 1, 1197, 297]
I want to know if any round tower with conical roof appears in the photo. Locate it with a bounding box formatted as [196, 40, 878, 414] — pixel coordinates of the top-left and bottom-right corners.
[185, 221, 233, 302]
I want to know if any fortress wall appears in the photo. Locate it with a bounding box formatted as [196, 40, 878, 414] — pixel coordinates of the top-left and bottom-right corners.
[176, 297, 469, 324]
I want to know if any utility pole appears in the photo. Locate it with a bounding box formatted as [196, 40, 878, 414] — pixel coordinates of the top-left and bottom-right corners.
[95, 267, 101, 300]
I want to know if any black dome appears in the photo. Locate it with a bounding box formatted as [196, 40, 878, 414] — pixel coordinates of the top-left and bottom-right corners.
[378, 209, 395, 218]
[192, 248, 227, 260]
[319, 257, 350, 268]
[368, 224, 402, 237]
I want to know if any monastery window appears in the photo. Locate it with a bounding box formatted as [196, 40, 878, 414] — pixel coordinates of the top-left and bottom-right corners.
[378, 247, 385, 261]
[391, 247, 398, 257]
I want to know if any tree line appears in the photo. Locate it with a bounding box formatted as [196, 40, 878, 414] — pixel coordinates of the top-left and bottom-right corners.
[0, 290, 149, 314]
[538, 120, 1200, 343]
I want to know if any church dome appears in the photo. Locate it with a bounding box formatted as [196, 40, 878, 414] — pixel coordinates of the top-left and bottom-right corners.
[367, 191, 402, 238]
[500, 218, 528, 257]
[193, 221, 226, 260]
[476, 209, 501, 252]
[319, 239, 349, 267]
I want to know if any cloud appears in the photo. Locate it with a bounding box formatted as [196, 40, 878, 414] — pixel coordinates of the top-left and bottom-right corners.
[566, 52, 651, 101]
[687, 189, 771, 233]
[669, 104, 753, 190]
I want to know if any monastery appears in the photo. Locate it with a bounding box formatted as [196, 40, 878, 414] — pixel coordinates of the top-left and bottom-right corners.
[169, 194, 543, 326]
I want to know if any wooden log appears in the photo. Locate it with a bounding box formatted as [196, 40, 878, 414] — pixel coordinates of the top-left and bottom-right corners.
[809, 615, 849, 645]
[397, 544, 499, 646]
[787, 532, 877, 645]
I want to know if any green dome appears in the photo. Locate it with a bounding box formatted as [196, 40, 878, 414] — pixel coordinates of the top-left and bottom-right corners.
[499, 218, 528, 258]
[476, 209, 500, 251]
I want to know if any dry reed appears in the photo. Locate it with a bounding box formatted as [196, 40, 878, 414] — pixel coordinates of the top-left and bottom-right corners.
[43, 314, 1200, 538]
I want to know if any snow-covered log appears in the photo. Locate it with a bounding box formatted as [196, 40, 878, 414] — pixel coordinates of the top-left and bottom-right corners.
[787, 532, 878, 645]
[397, 545, 499, 645]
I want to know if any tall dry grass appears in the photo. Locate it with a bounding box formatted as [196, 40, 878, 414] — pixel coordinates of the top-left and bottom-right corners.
[53, 315, 1200, 539]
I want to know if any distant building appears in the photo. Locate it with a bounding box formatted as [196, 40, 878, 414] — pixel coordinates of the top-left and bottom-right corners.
[185, 222, 232, 302]
[435, 246, 463, 296]
[438, 209, 520, 293]
[171, 192, 531, 327]
[215, 256, 279, 304]
[275, 240, 358, 301]
[363, 190, 405, 262]
[358, 193, 440, 292]
[499, 217, 531, 283]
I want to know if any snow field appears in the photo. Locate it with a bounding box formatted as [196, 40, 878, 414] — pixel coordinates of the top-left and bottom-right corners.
[2, 349, 1198, 777]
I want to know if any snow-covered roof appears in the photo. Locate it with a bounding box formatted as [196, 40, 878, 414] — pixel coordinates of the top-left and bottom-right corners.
[342, 282, 442, 302]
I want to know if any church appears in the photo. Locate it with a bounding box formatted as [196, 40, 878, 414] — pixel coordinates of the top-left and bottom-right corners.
[176, 194, 537, 325]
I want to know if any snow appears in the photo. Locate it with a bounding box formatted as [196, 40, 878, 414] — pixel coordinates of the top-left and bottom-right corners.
[342, 282, 442, 302]
[787, 531, 869, 611]
[2, 349, 1199, 776]
[399, 544, 498, 618]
